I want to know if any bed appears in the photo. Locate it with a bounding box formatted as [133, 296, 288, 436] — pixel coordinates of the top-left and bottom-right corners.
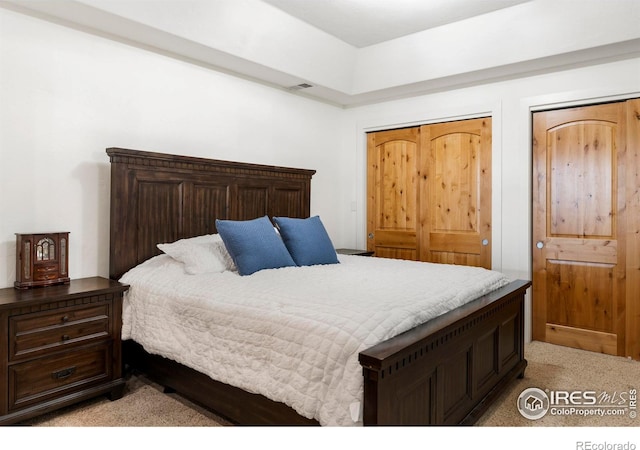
[107, 147, 531, 426]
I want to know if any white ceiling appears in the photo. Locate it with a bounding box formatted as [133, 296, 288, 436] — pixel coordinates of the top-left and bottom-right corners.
[262, 0, 531, 47]
[2, 0, 639, 107]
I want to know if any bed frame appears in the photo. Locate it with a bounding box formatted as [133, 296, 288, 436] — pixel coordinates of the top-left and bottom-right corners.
[108, 147, 530, 425]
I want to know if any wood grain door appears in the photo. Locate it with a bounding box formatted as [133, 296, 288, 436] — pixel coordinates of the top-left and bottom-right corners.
[532, 102, 629, 356]
[367, 127, 426, 260]
[421, 117, 492, 268]
[366, 117, 492, 269]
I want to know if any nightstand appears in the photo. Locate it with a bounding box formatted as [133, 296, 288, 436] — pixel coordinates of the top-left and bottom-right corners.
[0, 277, 128, 425]
[336, 248, 375, 257]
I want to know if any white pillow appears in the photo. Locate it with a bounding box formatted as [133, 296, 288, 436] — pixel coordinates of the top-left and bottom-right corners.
[157, 234, 236, 274]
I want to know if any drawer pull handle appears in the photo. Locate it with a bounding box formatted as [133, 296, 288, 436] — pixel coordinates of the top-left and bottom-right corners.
[52, 366, 76, 380]
[61, 315, 69, 323]
[61, 334, 71, 341]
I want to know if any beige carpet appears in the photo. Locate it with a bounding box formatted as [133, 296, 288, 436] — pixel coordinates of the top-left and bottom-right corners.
[23, 341, 640, 427]
[477, 341, 639, 427]
[23, 375, 230, 427]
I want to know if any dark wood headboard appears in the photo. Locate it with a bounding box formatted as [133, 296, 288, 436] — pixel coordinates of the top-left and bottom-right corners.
[107, 148, 316, 280]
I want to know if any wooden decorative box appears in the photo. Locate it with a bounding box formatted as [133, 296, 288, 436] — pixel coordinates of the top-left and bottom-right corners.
[15, 232, 70, 289]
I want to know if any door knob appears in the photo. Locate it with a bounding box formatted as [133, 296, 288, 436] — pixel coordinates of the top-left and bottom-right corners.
[536, 241, 544, 249]
[368, 233, 374, 239]
[482, 239, 489, 246]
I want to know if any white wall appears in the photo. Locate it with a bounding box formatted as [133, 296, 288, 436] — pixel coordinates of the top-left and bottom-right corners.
[343, 58, 640, 340]
[2, 6, 639, 347]
[0, 8, 347, 288]
[352, 0, 640, 94]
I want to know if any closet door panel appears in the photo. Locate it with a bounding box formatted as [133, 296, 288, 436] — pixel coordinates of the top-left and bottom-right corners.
[421, 118, 492, 269]
[367, 127, 425, 260]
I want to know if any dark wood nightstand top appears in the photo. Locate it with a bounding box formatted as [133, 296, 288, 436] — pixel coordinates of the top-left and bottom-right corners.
[0, 277, 129, 308]
[336, 248, 374, 257]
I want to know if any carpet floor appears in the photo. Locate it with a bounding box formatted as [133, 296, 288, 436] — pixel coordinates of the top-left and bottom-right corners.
[22, 341, 640, 427]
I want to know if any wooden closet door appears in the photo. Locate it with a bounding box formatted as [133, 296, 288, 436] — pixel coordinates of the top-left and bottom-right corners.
[421, 118, 492, 268]
[367, 127, 426, 260]
[532, 102, 630, 356]
[366, 118, 492, 268]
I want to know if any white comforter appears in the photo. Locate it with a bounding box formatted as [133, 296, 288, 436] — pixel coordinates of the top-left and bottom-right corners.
[120, 254, 509, 426]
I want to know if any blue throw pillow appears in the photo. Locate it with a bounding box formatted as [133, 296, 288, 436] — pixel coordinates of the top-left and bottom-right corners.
[215, 216, 296, 276]
[273, 216, 339, 266]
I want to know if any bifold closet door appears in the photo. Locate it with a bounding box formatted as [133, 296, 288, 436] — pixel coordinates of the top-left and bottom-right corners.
[366, 117, 492, 269]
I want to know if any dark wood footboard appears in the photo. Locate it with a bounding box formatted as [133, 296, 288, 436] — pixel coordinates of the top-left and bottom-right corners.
[359, 279, 530, 425]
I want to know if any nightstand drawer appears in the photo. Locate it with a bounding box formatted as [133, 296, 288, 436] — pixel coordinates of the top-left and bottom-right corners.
[9, 303, 110, 361]
[8, 343, 111, 411]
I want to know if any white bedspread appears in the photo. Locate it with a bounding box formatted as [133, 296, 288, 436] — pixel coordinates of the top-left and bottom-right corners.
[120, 254, 510, 426]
